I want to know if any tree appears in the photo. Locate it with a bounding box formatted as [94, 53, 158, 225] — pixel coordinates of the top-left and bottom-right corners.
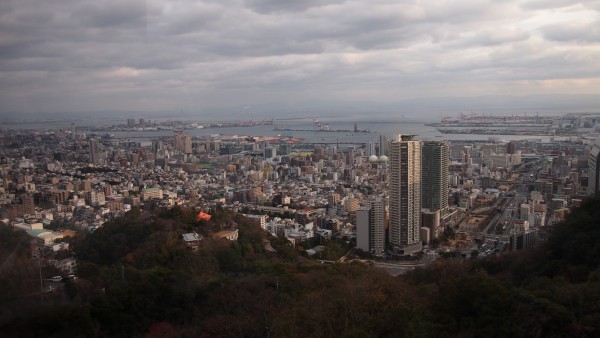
[442, 226, 455, 241]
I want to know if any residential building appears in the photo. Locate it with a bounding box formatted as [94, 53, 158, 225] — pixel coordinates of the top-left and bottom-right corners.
[356, 197, 385, 256]
[378, 134, 388, 156]
[141, 187, 163, 201]
[389, 134, 422, 255]
[182, 232, 203, 252]
[264, 147, 277, 159]
[421, 141, 449, 216]
[588, 140, 600, 195]
[89, 139, 100, 164]
[174, 131, 193, 154]
[366, 142, 376, 157]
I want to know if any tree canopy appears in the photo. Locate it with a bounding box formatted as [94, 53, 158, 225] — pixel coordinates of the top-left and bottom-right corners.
[2, 197, 600, 337]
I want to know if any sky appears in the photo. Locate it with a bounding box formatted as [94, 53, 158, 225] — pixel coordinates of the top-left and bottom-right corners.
[1, 0, 600, 119]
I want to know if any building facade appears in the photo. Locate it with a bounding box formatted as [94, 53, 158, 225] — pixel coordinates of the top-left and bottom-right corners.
[89, 139, 100, 164]
[366, 142, 377, 157]
[356, 206, 370, 253]
[369, 197, 385, 256]
[389, 134, 422, 255]
[379, 134, 388, 156]
[264, 147, 277, 159]
[588, 141, 600, 196]
[421, 141, 449, 216]
[356, 197, 386, 256]
[174, 131, 193, 154]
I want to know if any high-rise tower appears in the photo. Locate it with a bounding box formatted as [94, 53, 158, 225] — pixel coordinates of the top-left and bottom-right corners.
[369, 197, 385, 256]
[356, 197, 386, 256]
[421, 141, 449, 216]
[89, 139, 100, 164]
[589, 140, 600, 196]
[378, 134, 388, 156]
[389, 134, 422, 255]
[366, 141, 376, 157]
[174, 131, 193, 154]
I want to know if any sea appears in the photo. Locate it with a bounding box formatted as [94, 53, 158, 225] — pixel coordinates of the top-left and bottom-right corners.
[108, 121, 557, 144]
[3, 118, 559, 144]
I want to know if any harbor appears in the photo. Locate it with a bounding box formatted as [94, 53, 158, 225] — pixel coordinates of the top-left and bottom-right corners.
[429, 113, 583, 136]
[274, 120, 370, 133]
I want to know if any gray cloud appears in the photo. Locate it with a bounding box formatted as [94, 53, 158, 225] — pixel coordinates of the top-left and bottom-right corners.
[541, 20, 600, 42]
[72, 0, 149, 28]
[244, 0, 347, 14]
[521, 0, 597, 10]
[0, 0, 599, 115]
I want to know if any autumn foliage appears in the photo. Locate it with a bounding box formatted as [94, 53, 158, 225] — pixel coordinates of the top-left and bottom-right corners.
[2, 198, 600, 337]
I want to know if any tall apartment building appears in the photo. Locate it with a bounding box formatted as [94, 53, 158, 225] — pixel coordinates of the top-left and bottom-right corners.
[421, 141, 449, 216]
[174, 131, 193, 154]
[389, 134, 422, 255]
[379, 134, 388, 156]
[264, 147, 277, 159]
[356, 207, 370, 253]
[356, 197, 386, 256]
[89, 139, 100, 164]
[366, 141, 376, 157]
[589, 140, 600, 196]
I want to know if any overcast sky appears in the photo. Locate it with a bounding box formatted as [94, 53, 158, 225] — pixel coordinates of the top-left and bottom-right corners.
[1, 0, 599, 117]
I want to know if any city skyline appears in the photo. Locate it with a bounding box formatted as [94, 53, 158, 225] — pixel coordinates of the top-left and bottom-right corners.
[1, 110, 595, 336]
[1, 0, 600, 116]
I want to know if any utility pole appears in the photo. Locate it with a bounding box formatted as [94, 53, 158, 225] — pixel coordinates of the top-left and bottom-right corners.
[38, 257, 44, 303]
[121, 265, 126, 284]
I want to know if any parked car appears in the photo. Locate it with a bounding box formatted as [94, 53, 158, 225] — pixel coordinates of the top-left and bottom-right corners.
[51, 276, 63, 282]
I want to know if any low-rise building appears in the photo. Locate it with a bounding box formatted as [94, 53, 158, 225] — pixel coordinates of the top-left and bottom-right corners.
[182, 232, 203, 251]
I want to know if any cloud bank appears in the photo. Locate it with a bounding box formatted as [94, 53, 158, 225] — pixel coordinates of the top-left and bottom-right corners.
[1, 0, 599, 116]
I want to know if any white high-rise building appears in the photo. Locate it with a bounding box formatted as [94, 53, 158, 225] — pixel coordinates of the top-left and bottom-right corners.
[389, 134, 422, 255]
[366, 142, 377, 157]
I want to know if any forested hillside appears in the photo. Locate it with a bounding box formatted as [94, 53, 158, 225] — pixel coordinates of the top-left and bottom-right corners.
[1, 199, 600, 337]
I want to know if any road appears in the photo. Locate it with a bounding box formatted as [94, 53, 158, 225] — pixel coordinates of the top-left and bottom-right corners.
[481, 197, 510, 234]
